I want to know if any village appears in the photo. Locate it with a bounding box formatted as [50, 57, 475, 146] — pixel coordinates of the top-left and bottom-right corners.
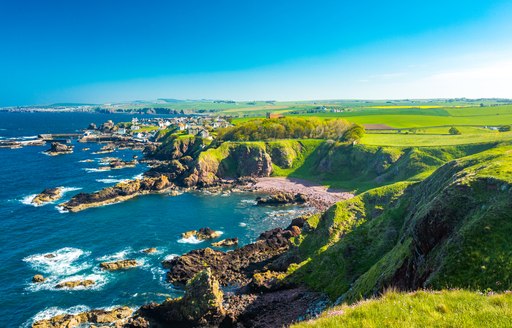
[81, 115, 233, 143]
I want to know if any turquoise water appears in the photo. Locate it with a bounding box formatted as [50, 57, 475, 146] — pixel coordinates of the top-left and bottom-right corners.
[0, 112, 305, 327]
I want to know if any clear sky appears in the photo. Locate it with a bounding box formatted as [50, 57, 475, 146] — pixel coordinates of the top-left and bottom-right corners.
[1, 0, 512, 105]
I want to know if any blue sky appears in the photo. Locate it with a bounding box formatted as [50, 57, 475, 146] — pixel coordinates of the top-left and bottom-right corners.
[1, 0, 512, 105]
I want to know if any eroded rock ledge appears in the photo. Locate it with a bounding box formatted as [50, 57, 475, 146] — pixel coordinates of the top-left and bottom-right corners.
[59, 175, 170, 212]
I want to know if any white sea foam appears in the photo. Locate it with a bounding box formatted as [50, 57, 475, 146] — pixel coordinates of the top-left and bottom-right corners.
[240, 199, 258, 205]
[20, 194, 39, 206]
[55, 206, 68, 213]
[61, 187, 82, 194]
[239, 222, 247, 227]
[83, 168, 105, 173]
[163, 254, 179, 261]
[23, 247, 92, 276]
[27, 273, 107, 292]
[177, 236, 204, 244]
[96, 178, 127, 184]
[96, 248, 132, 262]
[20, 187, 81, 207]
[133, 173, 144, 180]
[30, 305, 90, 323]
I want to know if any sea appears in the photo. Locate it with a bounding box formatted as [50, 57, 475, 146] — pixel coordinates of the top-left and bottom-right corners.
[0, 112, 307, 327]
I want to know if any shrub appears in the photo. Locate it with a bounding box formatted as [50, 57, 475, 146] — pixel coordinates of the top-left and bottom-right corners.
[449, 127, 462, 135]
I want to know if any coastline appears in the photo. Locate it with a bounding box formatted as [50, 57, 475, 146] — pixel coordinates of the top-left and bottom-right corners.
[245, 177, 354, 211]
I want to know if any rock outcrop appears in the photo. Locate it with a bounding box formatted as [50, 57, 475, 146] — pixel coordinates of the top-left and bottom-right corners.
[55, 279, 95, 289]
[134, 268, 226, 327]
[211, 238, 238, 247]
[32, 274, 45, 283]
[32, 188, 63, 205]
[181, 227, 221, 240]
[164, 227, 294, 287]
[44, 142, 73, 156]
[100, 259, 139, 271]
[256, 192, 308, 206]
[32, 306, 133, 328]
[59, 175, 170, 212]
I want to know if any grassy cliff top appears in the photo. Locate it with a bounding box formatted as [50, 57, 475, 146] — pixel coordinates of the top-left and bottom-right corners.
[293, 290, 512, 328]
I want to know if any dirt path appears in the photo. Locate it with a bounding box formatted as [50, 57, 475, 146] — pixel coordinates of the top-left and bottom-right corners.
[247, 177, 354, 210]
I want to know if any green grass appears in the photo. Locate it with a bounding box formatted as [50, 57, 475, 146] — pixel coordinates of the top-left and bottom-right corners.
[361, 131, 512, 146]
[293, 290, 512, 328]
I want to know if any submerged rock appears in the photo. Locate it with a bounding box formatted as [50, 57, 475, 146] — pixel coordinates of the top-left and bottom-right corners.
[100, 259, 138, 271]
[32, 274, 45, 283]
[44, 142, 73, 156]
[32, 187, 63, 205]
[142, 247, 157, 254]
[55, 279, 95, 289]
[32, 306, 133, 328]
[211, 238, 238, 247]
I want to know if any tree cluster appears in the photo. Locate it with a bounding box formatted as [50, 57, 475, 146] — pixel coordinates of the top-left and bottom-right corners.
[217, 117, 363, 142]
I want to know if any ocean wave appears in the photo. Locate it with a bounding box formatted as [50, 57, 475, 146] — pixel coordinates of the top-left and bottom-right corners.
[240, 199, 258, 205]
[82, 168, 105, 173]
[20, 187, 81, 207]
[23, 247, 92, 276]
[27, 273, 108, 292]
[29, 305, 90, 324]
[61, 187, 82, 194]
[96, 178, 127, 184]
[20, 194, 40, 206]
[55, 206, 68, 213]
[177, 236, 204, 244]
[96, 248, 133, 262]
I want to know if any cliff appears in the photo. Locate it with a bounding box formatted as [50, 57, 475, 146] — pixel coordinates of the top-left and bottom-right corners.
[286, 143, 512, 302]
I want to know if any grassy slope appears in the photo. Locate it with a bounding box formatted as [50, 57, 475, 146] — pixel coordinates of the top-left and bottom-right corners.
[286, 143, 512, 302]
[293, 290, 512, 328]
[194, 139, 497, 192]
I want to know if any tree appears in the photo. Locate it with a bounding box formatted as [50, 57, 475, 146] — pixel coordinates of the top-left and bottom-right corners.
[449, 127, 462, 135]
[341, 124, 365, 143]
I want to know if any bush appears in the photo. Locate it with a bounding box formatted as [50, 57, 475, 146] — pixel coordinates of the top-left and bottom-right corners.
[449, 127, 462, 135]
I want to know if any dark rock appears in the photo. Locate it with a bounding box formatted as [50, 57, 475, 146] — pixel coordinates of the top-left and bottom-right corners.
[55, 279, 95, 289]
[44, 142, 73, 156]
[165, 227, 292, 287]
[133, 268, 225, 326]
[257, 192, 308, 206]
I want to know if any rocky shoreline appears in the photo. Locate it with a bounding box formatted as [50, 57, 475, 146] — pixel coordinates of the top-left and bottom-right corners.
[33, 216, 326, 328]
[59, 175, 171, 212]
